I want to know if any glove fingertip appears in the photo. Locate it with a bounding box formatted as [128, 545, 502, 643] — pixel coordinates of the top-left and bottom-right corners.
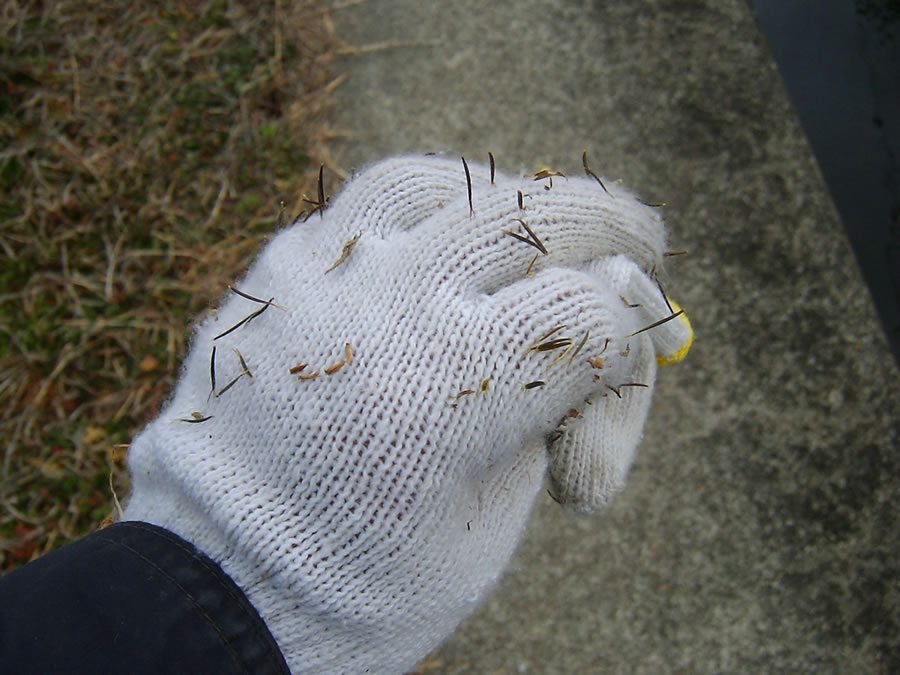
[654, 301, 694, 366]
[546, 415, 638, 514]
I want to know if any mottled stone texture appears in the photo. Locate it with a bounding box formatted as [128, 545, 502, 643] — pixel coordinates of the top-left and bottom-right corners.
[330, 0, 899, 671]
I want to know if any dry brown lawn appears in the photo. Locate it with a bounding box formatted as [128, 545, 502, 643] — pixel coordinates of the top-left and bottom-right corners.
[0, 0, 344, 571]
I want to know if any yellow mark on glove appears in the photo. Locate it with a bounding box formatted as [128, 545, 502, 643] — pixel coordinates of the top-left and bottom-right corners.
[656, 300, 693, 366]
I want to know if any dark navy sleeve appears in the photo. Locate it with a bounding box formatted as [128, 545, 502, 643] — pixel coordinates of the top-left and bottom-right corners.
[0, 521, 290, 674]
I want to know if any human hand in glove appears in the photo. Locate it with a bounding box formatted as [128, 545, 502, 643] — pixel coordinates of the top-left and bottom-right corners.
[124, 154, 693, 673]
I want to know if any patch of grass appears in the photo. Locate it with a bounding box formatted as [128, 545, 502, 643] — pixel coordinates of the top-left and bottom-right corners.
[0, 0, 341, 572]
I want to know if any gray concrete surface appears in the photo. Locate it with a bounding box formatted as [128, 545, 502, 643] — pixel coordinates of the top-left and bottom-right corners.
[328, 1, 900, 672]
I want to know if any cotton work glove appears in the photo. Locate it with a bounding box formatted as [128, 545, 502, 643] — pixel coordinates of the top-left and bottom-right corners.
[124, 154, 693, 673]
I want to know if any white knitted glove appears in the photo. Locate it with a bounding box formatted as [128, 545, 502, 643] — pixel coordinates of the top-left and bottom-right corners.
[124, 155, 692, 673]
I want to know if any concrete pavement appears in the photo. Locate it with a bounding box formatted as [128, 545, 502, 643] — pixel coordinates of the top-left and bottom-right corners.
[328, 1, 900, 671]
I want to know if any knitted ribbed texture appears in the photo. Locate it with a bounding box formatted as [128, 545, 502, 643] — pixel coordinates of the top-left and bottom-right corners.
[124, 155, 692, 673]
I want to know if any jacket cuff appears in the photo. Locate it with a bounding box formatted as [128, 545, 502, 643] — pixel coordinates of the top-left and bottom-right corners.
[0, 521, 289, 674]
